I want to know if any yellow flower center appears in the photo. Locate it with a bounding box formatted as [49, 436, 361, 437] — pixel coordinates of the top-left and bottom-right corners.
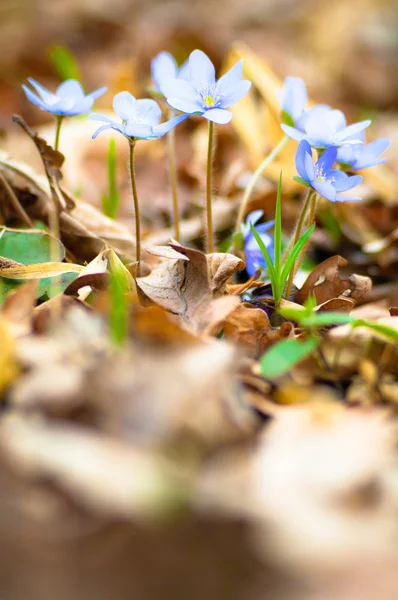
[204, 95, 215, 107]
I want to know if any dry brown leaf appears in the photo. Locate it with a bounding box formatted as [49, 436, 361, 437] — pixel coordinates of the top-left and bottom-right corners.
[137, 243, 244, 333]
[1, 280, 38, 337]
[0, 260, 82, 280]
[223, 303, 293, 357]
[294, 255, 372, 305]
[0, 319, 19, 397]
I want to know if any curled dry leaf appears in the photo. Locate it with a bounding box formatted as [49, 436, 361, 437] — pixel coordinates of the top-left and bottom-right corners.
[1, 280, 38, 337]
[294, 255, 372, 305]
[0, 152, 136, 264]
[137, 243, 244, 334]
[223, 303, 293, 357]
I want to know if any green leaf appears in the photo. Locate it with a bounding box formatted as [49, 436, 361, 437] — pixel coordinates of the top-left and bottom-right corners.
[280, 223, 315, 287]
[279, 305, 308, 322]
[351, 319, 398, 345]
[300, 313, 353, 327]
[293, 176, 310, 187]
[48, 45, 82, 82]
[260, 336, 319, 379]
[101, 138, 121, 219]
[274, 172, 282, 286]
[250, 223, 278, 299]
[108, 251, 131, 347]
[281, 110, 295, 128]
[0, 227, 76, 301]
[233, 231, 244, 251]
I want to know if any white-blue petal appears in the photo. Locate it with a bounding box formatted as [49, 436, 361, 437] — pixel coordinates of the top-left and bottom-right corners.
[151, 52, 178, 94]
[88, 86, 107, 101]
[27, 78, 56, 104]
[305, 115, 334, 147]
[202, 108, 232, 124]
[188, 50, 216, 86]
[56, 79, 85, 101]
[136, 99, 162, 126]
[280, 124, 307, 142]
[310, 180, 336, 201]
[333, 174, 362, 192]
[335, 120, 371, 143]
[281, 77, 308, 123]
[113, 92, 137, 121]
[295, 140, 312, 180]
[316, 145, 337, 173]
[152, 114, 188, 138]
[219, 80, 252, 109]
[22, 86, 47, 110]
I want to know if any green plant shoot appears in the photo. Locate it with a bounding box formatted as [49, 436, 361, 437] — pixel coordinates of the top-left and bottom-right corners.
[250, 172, 315, 307]
[48, 44, 82, 82]
[101, 138, 121, 219]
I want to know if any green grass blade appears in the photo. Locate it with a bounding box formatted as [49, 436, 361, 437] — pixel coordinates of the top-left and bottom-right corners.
[101, 138, 120, 219]
[48, 45, 81, 82]
[351, 319, 398, 344]
[250, 223, 278, 298]
[274, 172, 282, 281]
[280, 223, 315, 287]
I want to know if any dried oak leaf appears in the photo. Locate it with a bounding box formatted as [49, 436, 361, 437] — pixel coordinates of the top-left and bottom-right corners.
[294, 255, 372, 305]
[12, 115, 64, 183]
[223, 303, 293, 357]
[137, 243, 244, 334]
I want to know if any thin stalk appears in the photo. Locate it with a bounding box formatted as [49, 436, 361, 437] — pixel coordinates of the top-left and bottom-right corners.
[291, 192, 318, 279]
[206, 120, 214, 254]
[129, 140, 141, 277]
[54, 116, 64, 152]
[167, 109, 180, 243]
[235, 134, 289, 236]
[284, 192, 318, 300]
[281, 188, 314, 264]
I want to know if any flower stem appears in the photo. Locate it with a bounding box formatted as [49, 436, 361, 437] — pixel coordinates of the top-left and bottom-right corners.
[129, 140, 141, 277]
[282, 188, 313, 264]
[284, 191, 318, 300]
[167, 109, 180, 243]
[54, 116, 64, 152]
[235, 134, 289, 236]
[206, 120, 214, 254]
[291, 192, 318, 279]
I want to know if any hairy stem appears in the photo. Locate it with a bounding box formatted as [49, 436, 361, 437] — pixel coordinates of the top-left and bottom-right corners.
[284, 191, 318, 300]
[167, 109, 180, 243]
[282, 188, 313, 264]
[206, 120, 214, 253]
[129, 140, 141, 276]
[235, 134, 289, 236]
[54, 116, 64, 152]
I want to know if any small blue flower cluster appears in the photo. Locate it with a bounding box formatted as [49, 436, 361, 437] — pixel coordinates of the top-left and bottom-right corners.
[23, 50, 251, 139]
[280, 77, 390, 202]
[22, 55, 390, 278]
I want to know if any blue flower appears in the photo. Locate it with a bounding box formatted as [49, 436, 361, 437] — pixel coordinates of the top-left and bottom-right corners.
[336, 131, 390, 170]
[280, 76, 308, 126]
[151, 51, 189, 97]
[89, 91, 187, 140]
[295, 140, 363, 202]
[22, 78, 107, 117]
[282, 106, 371, 149]
[243, 211, 274, 277]
[163, 49, 251, 125]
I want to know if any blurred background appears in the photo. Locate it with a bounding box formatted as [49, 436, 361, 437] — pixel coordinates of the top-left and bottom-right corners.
[1, 0, 398, 232]
[0, 1, 398, 600]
